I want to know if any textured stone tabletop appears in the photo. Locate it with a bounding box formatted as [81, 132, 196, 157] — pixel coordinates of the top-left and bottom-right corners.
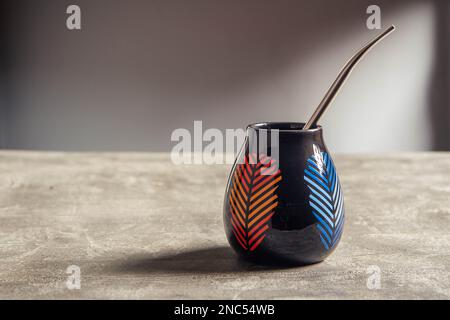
[0, 151, 449, 299]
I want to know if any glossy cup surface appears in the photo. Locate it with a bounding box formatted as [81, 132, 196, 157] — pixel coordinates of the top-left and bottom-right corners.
[223, 122, 345, 265]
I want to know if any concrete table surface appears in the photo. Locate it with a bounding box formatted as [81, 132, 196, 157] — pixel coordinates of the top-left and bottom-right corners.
[0, 151, 448, 299]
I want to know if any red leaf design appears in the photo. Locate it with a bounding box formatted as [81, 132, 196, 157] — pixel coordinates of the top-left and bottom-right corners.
[229, 153, 282, 251]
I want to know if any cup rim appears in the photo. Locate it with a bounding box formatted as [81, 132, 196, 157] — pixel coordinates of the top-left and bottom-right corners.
[247, 122, 322, 133]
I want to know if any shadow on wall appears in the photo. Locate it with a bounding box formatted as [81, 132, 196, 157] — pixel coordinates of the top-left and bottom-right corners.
[1, 0, 444, 151]
[0, 2, 12, 148]
[5, 0, 382, 96]
[429, 0, 450, 150]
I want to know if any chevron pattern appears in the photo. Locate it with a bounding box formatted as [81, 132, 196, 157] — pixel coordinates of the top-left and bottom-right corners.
[304, 147, 344, 250]
[229, 153, 282, 251]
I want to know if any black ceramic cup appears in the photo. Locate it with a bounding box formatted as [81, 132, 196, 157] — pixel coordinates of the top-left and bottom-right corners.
[223, 122, 344, 265]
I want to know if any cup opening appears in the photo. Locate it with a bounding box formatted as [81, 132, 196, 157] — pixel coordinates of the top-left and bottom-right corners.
[247, 122, 321, 132]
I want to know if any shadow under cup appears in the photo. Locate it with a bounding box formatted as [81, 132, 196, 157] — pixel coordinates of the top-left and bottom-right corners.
[223, 122, 345, 265]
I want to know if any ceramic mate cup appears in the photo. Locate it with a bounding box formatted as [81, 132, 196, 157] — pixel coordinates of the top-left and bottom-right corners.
[223, 122, 344, 265]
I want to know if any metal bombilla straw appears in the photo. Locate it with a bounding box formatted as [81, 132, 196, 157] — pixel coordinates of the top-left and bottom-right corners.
[303, 25, 396, 130]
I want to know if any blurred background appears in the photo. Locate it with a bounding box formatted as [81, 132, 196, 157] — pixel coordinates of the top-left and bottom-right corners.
[0, 0, 448, 153]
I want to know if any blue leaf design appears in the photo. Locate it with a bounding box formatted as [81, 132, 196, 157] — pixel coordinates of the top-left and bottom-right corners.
[304, 147, 345, 250]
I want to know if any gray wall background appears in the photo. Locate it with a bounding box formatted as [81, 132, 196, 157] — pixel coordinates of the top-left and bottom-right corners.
[1, 0, 449, 152]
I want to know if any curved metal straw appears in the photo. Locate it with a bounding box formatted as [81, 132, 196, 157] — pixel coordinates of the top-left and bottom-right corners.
[303, 25, 396, 130]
